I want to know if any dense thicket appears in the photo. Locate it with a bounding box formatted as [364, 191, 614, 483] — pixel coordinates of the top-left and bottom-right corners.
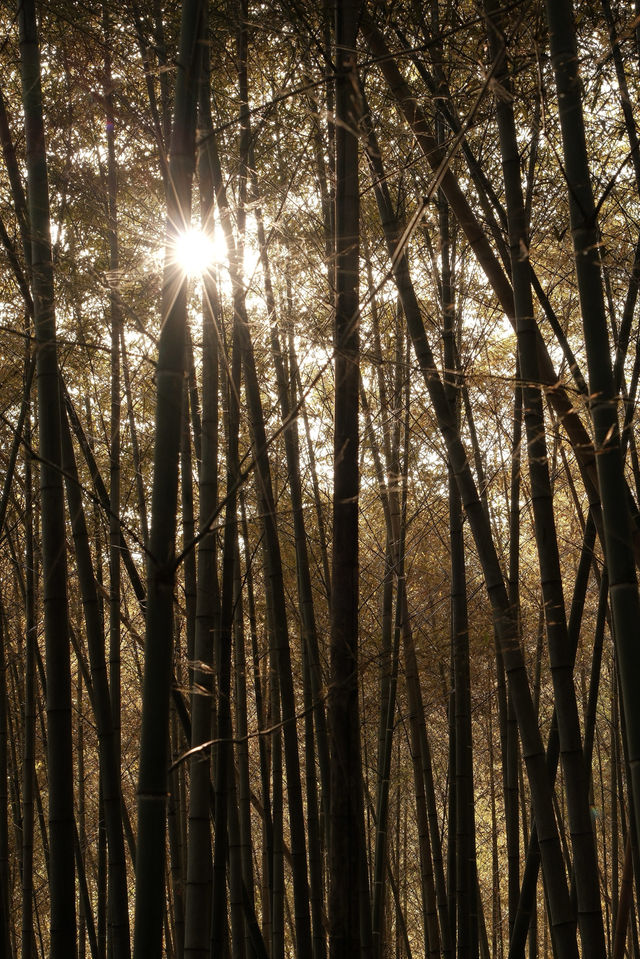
[0, 1, 639, 957]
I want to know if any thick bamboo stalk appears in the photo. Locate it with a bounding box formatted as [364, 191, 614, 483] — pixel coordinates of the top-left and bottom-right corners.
[18, 2, 75, 952]
[133, 2, 205, 954]
[182, 55, 220, 952]
[329, 3, 370, 956]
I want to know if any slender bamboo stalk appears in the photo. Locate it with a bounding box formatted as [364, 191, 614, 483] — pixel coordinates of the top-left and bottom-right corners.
[0, 600, 11, 959]
[21, 404, 36, 959]
[103, 2, 123, 863]
[440, 183, 478, 959]
[60, 400, 131, 959]
[362, 363, 448, 958]
[205, 85, 313, 959]
[77, 671, 86, 959]
[253, 193, 330, 840]
[254, 211, 328, 959]
[210, 323, 240, 959]
[181, 383, 197, 674]
[167, 711, 186, 959]
[290, 336, 332, 605]
[241, 493, 275, 952]
[120, 330, 149, 548]
[505, 373, 522, 938]
[233, 549, 254, 945]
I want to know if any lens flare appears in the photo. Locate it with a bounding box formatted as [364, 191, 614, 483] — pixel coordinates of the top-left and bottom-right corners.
[172, 227, 218, 277]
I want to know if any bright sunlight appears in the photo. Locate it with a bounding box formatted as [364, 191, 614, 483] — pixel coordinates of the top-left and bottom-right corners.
[172, 227, 225, 277]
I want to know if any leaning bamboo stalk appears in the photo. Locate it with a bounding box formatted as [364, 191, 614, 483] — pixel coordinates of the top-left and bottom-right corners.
[504, 372, 522, 938]
[508, 515, 598, 957]
[60, 404, 130, 959]
[238, 281, 313, 959]
[359, 11, 607, 521]
[544, 0, 640, 863]
[233, 550, 255, 927]
[364, 109, 578, 958]
[290, 336, 332, 604]
[241, 493, 275, 950]
[77, 671, 87, 959]
[252, 192, 331, 830]
[120, 330, 149, 548]
[486, 5, 605, 952]
[265, 585, 285, 959]
[360, 393, 398, 959]
[64, 386, 146, 607]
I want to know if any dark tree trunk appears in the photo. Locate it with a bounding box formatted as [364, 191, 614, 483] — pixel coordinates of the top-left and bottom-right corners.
[133, 2, 205, 955]
[329, 3, 370, 958]
[18, 2, 76, 954]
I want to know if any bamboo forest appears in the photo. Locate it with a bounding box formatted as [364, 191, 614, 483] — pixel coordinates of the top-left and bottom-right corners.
[4, 0, 640, 957]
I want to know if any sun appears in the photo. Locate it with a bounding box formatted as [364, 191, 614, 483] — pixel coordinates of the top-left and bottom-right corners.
[172, 227, 224, 277]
